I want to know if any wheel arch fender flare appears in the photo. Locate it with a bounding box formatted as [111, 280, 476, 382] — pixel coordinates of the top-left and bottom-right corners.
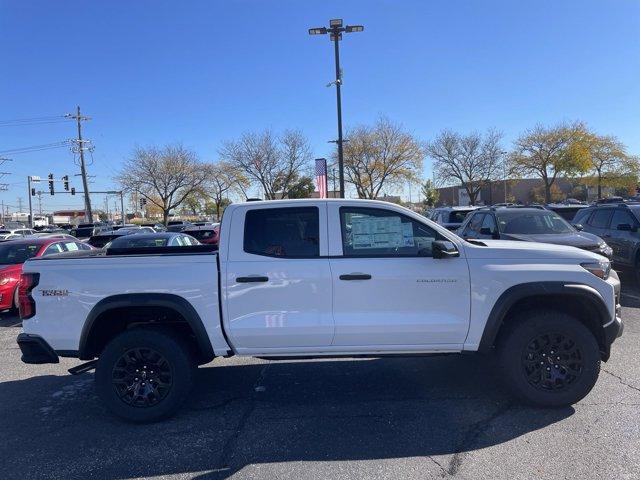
[79, 293, 214, 362]
[477, 281, 610, 353]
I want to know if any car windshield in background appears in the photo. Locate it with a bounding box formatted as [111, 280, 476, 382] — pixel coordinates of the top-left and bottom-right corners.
[449, 211, 473, 223]
[110, 237, 169, 248]
[71, 228, 94, 238]
[88, 235, 122, 248]
[0, 243, 40, 264]
[496, 211, 573, 234]
[184, 229, 215, 241]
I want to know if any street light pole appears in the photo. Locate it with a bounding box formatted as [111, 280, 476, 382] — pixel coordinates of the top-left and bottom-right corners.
[309, 19, 364, 199]
[27, 176, 33, 228]
[333, 33, 345, 199]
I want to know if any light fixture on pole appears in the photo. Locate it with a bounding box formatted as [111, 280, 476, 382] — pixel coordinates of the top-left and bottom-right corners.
[309, 18, 364, 199]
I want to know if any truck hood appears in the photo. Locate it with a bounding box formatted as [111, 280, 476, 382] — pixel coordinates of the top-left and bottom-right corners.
[500, 231, 604, 249]
[462, 239, 606, 261]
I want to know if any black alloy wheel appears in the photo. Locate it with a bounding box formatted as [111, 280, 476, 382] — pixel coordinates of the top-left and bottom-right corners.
[112, 347, 173, 407]
[521, 332, 583, 391]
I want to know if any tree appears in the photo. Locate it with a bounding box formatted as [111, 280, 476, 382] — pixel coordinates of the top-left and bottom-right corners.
[118, 144, 211, 225]
[575, 132, 631, 199]
[420, 179, 439, 207]
[341, 116, 423, 199]
[182, 188, 207, 216]
[219, 129, 312, 200]
[427, 129, 503, 206]
[509, 122, 591, 203]
[274, 173, 315, 199]
[207, 161, 249, 220]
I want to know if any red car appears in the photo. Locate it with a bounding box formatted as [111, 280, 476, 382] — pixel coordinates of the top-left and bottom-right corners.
[183, 224, 220, 247]
[0, 237, 92, 311]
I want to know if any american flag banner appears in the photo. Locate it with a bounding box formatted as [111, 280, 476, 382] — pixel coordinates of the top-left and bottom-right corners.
[315, 158, 328, 198]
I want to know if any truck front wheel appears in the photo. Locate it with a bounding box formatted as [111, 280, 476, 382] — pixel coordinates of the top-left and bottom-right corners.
[95, 328, 196, 422]
[498, 312, 601, 407]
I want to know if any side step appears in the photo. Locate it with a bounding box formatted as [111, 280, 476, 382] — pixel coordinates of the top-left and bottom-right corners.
[68, 360, 97, 375]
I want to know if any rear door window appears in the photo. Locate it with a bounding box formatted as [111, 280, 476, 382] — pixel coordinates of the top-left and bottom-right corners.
[244, 207, 320, 258]
[42, 243, 64, 256]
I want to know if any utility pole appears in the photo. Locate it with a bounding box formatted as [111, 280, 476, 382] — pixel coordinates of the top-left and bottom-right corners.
[66, 106, 93, 223]
[120, 191, 125, 226]
[17, 197, 24, 213]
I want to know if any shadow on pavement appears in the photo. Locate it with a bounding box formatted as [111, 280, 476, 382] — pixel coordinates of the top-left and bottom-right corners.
[0, 354, 574, 479]
[0, 311, 21, 328]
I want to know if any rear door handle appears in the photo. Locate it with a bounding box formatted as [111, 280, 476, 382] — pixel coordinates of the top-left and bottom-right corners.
[339, 273, 372, 281]
[236, 276, 269, 283]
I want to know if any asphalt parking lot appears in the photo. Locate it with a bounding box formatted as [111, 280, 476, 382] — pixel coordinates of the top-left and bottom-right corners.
[0, 276, 639, 480]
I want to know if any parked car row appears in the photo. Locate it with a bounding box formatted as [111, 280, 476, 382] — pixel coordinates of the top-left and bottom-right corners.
[428, 200, 640, 279]
[0, 221, 221, 312]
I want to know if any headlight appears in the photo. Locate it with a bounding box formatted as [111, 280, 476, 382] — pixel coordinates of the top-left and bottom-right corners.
[598, 243, 613, 258]
[0, 276, 12, 286]
[581, 260, 611, 280]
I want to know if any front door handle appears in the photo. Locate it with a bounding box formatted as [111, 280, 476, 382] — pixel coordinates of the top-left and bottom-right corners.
[236, 276, 269, 283]
[339, 273, 372, 281]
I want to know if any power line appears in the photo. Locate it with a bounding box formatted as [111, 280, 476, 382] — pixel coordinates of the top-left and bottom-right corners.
[0, 120, 72, 128]
[0, 141, 71, 156]
[0, 115, 67, 125]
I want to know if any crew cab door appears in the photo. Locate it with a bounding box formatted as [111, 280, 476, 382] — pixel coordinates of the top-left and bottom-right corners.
[327, 204, 471, 349]
[223, 204, 333, 353]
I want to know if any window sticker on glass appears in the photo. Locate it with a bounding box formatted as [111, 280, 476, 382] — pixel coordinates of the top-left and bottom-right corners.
[65, 242, 79, 251]
[351, 215, 407, 249]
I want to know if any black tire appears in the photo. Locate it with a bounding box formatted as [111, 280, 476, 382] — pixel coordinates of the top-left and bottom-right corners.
[498, 311, 600, 408]
[95, 328, 196, 422]
[10, 286, 19, 314]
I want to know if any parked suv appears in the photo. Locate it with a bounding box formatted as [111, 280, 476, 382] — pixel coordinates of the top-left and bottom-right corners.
[573, 202, 640, 274]
[430, 206, 479, 231]
[458, 206, 612, 258]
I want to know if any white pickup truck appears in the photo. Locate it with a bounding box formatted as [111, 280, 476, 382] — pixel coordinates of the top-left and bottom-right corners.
[17, 199, 623, 422]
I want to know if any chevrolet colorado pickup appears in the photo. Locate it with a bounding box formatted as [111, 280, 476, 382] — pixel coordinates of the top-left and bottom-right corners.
[16, 199, 623, 422]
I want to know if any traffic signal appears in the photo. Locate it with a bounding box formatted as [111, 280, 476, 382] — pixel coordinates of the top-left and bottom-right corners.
[63, 175, 69, 191]
[71, 187, 76, 196]
[48, 174, 54, 195]
[31, 188, 36, 196]
[139, 198, 147, 209]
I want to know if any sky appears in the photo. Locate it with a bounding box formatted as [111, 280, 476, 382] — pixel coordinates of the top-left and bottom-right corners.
[1, 0, 639, 212]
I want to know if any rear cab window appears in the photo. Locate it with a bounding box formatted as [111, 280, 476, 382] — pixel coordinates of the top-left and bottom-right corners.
[243, 207, 320, 258]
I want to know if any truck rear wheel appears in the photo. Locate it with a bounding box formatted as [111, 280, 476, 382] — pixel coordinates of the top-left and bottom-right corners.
[95, 328, 196, 422]
[498, 311, 601, 407]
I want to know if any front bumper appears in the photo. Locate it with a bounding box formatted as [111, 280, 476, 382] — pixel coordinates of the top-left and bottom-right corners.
[16, 333, 59, 364]
[604, 315, 624, 347]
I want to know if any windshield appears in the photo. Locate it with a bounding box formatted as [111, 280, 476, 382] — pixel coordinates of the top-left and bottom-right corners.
[497, 211, 574, 234]
[184, 229, 216, 240]
[110, 237, 169, 248]
[448, 211, 474, 223]
[0, 243, 41, 264]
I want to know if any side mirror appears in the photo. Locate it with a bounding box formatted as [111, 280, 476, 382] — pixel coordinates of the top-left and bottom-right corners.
[432, 240, 459, 259]
[572, 223, 584, 231]
[617, 223, 636, 232]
